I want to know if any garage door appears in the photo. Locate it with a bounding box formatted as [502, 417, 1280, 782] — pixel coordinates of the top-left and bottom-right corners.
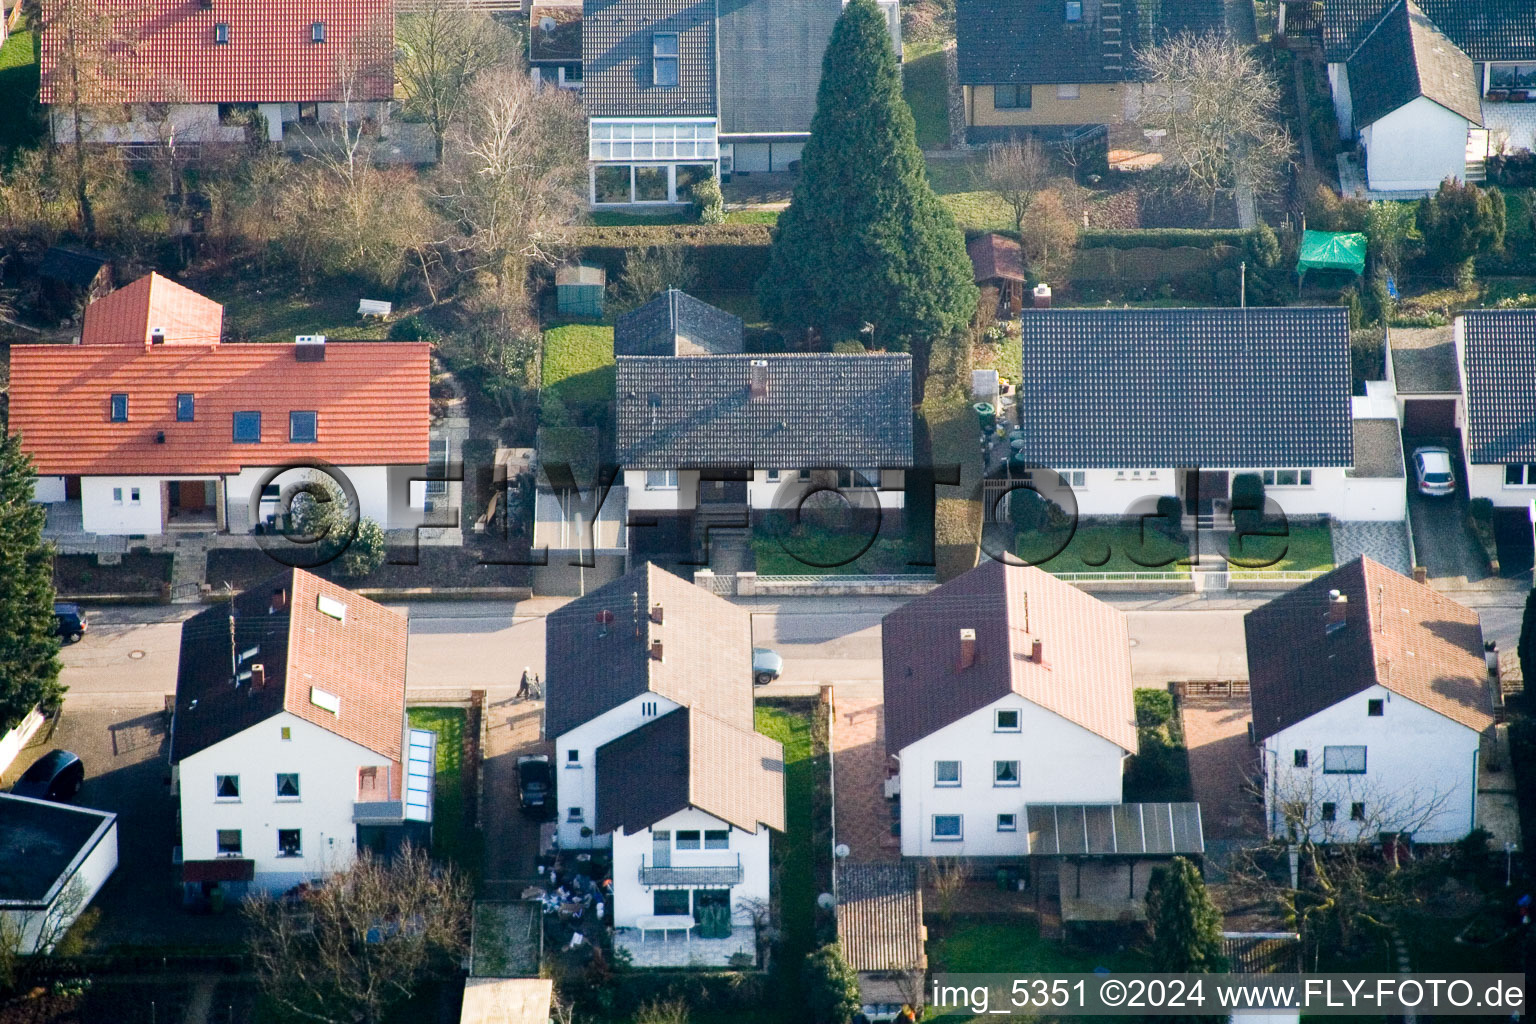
[1403, 399, 1456, 434]
[732, 143, 771, 173]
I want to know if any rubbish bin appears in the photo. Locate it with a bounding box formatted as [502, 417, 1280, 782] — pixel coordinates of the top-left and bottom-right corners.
[973, 402, 996, 435]
[209, 887, 226, 914]
[996, 868, 1009, 891]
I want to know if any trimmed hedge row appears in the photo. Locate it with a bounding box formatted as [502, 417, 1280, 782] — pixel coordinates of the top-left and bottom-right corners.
[1079, 227, 1259, 250]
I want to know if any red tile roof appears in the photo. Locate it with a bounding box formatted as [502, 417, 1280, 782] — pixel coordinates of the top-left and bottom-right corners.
[39, 0, 392, 105]
[10, 276, 430, 476]
[81, 272, 224, 347]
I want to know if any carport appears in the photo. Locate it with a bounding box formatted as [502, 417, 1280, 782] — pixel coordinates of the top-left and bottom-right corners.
[1024, 803, 1205, 922]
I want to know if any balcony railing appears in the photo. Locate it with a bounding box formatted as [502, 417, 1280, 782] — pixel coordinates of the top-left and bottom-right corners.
[639, 853, 743, 886]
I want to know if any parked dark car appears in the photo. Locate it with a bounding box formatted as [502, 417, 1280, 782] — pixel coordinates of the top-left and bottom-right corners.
[53, 603, 87, 643]
[12, 750, 84, 802]
[517, 754, 553, 817]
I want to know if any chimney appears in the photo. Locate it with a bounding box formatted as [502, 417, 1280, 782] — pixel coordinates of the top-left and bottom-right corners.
[650, 603, 664, 625]
[749, 359, 769, 400]
[1030, 638, 1044, 663]
[958, 628, 976, 670]
[149, 326, 166, 345]
[1033, 283, 1052, 308]
[269, 587, 288, 614]
[251, 663, 266, 688]
[294, 335, 327, 362]
[1326, 589, 1348, 632]
[650, 640, 664, 661]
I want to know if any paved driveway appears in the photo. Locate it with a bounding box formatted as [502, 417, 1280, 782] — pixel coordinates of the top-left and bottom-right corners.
[1404, 434, 1490, 584]
[480, 695, 551, 893]
[1180, 698, 1262, 841]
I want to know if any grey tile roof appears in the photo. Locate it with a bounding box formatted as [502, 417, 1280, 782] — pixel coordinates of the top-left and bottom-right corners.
[1388, 325, 1460, 393]
[614, 290, 744, 356]
[957, 0, 1224, 86]
[1346, 418, 1406, 479]
[1348, 1, 1482, 128]
[615, 353, 914, 469]
[717, 0, 839, 135]
[543, 562, 755, 737]
[39, 246, 110, 288]
[1015, 307, 1354, 469]
[1462, 310, 1536, 463]
[836, 863, 925, 973]
[1326, 0, 1536, 62]
[581, 0, 716, 117]
[595, 705, 786, 833]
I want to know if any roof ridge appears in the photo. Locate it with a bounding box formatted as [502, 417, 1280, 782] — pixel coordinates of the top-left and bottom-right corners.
[1347, 0, 1406, 61]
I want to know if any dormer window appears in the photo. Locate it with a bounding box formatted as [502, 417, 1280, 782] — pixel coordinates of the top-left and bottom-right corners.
[110, 393, 128, 422]
[311, 21, 325, 42]
[652, 33, 678, 88]
[214, 22, 229, 44]
[1064, 1, 1082, 21]
[233, 410, 261, 442]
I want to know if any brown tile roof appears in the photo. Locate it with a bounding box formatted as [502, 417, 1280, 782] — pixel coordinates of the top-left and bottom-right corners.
[39, 0, 392, 105]
[171, 568, 407, 764]
[967, 233, 1026, 284]
[80, 273, 223, 347]
[543, 563, 754, 738]
[836, 863, 926, 973]
[595, 706, 785, 834]
[882, 559, 1138, 755]
[9, 278, 430, 475]
[1245, 557, 1493, 741]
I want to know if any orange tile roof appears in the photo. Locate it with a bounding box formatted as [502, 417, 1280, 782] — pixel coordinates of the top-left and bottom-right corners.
[81, 272, 224, 347]
[39, 0, 392, 106]
[9, 337, 431, 476]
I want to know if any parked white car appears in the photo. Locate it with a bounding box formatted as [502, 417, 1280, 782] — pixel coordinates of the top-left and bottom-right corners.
[1412, 446, 1455, 497]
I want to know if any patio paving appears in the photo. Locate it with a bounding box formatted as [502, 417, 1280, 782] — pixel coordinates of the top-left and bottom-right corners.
[614, 925, 756, 968]
[832, 695, 900, 862]
[1332, 520, 1412, 575]
[1180, 697, 1263, 842]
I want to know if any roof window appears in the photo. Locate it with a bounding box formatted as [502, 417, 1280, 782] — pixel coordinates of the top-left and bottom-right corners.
[233, 410, 261, 443]
[653, 33, 678, 88]
[311, 21, 325, 43]
[1065, 1, 1082, 21]
[214, 22, 229, 44]
[317, 594, 347, 623]
[290, 411, 318, 443]
[110, 393, 128, 422]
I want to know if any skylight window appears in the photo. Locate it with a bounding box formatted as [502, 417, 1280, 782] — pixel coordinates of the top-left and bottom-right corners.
[110, 393, 128, 422]
[1065, 1, 1082, 20]
[290, 411, 318, 443]
[177, 393, 195, 422]
[233, 410, 261, 442]
[310, 686, 341, 714]
[214, 22, 229, 44]
[317, 594, 347, 622]
[653, 33, 678, 88]
[311, 21, 325, 43]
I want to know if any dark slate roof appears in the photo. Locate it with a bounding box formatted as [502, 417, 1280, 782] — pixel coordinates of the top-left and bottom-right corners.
[1462, 310, 1536, 463]
[717, 0, 838, 135]
[543, 562, 754, 737]
[615, 353, 914, 469]
[1325, 0, 1536, 62]
[957, 0, 1224, 86]
[1347, 0, 1482, 128]
[1015, 307, 1354, 469]
[1245, 557, 1492, 741]
[581, 0, 716, 117]
[1388, 325, 1460, 393]
[836, 863, 926, 973]
[0, 796, 115, 906]
[1346, 418, 1405, 479]
[614, 290, 744, 356]
[595, 705, 786, 834]
[38, 246, 110, 288]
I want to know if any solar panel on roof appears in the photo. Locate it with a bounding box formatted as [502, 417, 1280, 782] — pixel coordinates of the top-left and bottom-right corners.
[404, 728, 436, 823]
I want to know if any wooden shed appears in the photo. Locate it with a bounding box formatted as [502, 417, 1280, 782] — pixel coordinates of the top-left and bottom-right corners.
[967, 233, 1026, 317]
[555, 261, 605, 318]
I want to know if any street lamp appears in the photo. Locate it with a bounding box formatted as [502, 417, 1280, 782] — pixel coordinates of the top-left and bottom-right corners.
[1506, 841, 1517, 887]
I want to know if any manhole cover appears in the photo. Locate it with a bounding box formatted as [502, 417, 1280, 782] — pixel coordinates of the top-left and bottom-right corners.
[128, 650, 147, 660]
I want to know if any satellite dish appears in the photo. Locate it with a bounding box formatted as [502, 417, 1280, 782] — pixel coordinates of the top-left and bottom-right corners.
[834, 843, 851, 859]
[816, 893, 835, 909]
[539, 15, 556, 33]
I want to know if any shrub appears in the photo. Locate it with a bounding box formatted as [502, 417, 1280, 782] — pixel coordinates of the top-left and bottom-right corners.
[1155, 495, 1186, 540]
[1417, 179, 1506, 274]
[802, 944, 861, 1024]
[1135, 688, 1175, 730]
[1305, 183, 1368, 233]
[1231, 473, 1266, 534]
[691, 174, 726, 224]
[389, 315, 435, 341]
[615, 246, 698, 310]
[1078, 228, 1257, 250]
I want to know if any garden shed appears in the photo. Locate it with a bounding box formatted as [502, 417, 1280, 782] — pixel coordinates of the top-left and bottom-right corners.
[555, 262, 605, 317]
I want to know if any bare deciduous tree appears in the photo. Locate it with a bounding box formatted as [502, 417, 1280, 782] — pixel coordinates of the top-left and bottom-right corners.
[978, 139, 1050, 238]
[244, 846, 471, 1024]
[1134, 33, 1293, 211]
[1018, 190, 1078, 281]
[396, 0, 521, 159]
[925, 857, 968, 925]
[0, 877, 97, 994]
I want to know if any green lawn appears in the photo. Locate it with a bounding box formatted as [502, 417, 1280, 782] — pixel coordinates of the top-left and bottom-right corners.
[925, 154, 1017, 233]
[407, 706, 479, 878]
[753, 703, 821, 974]
[194, 271, 387, 344]
[931, 916, 1150, 975]
[752, 522, 920, 576]
[541, 322, 614, 407]
[971, 330, 1022, 386]
[1226, 522, 1334, 573]
[0, 28, 42, 154]
[903, 46, 949, 151]
[1023, 522, 1191, 575]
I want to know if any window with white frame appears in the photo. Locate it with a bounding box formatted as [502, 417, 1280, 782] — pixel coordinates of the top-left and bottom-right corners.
[994, 760, 1020, 786]
[1322, 745, 1366, 774]
[276, 773, 300, 799]
[215, 775, 240, 800]
[932, 814, 963, 841]
[645, 470, 679, 490]
[934, 760, 961, 786]
[129, 487, 140, 504]
[589, 119, 718, 161]
[112, 487, 123, 504]
[1505, 464, 1536, 487]
[652, 33, 678, 87]
[704, 829, 729, 849]
[997, 813, 1017, 832]
[1057, 470, 1086, 487]
[1260, 469, 1313, 487]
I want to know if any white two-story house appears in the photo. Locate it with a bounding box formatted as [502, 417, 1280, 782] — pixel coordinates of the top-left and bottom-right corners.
[544, 562, 784, 965]
[170, 568, 432, 900]
[1456, 310, 1536, 511]
[10, 272, 437, 538]
[1246, 556, 1493, 844]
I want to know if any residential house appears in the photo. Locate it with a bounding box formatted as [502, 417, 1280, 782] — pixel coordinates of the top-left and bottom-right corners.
[1454, 310, 1536, 508]
[882, 559, 1204, 922]
[1325, 0, 1536, 190]
[38, 0, 392, 145]
[544, 562, 784, 965]
[0, 795, 118, 954]
[170, 569, 434, 898]
[581, 0, 899, 205]
[10, 272, 435, 537]
[1246, 557, 1493, 844]
[1013, 307, 1407, 527]
[529, 0, 583, 91]
[836, 863, 926, 1022]
[955, 0, 1224, 141]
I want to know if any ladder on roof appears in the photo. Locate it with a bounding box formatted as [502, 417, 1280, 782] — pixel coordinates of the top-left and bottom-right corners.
[1101, 0, 1124, 73]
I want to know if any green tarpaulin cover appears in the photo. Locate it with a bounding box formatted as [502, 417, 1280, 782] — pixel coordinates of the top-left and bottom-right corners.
[1297, 230, 1367, 277]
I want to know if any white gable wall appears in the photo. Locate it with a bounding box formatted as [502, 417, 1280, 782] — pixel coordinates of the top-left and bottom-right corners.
[1261, 683, 1480, 844]
[1360, 97, 1470, 192]
[1329, 62, 1354, 137]
[897, 693, 1127, 857]
[609, 806, 772, 929]
[178, 710, 396, 892]
[553, 692, 684, 849]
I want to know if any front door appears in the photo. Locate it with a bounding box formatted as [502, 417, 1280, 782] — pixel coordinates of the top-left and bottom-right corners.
[1182, 470, 1229, 515]
[652, 830, 671, 868]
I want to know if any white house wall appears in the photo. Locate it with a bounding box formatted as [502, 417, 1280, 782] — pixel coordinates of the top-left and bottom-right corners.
[31, 477, 66, 503]
[623, 468, 906, 513]
[898, 694, 1127, 857]
[553, 693, 684, 850]
[1329, 62, 1353, 137]
[222, 464, 399, 533]
[80, 475, 168, 534]
[1338, 473, 1407, 521]
[624, 469, 698, 512]
[50, 104, 245, 145]
[1032, 467, 1380, 520]
[1465, 463, 1536, 507]
[609, 806, 771, 929]
[5, 817, 118, 954]
[1360, 98, 1469, 192]
[178, 710, 395, 893]
[1261, 684, 1479, 844]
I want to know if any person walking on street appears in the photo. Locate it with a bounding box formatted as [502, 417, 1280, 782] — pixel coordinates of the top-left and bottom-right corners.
[517, 667, 532, 700]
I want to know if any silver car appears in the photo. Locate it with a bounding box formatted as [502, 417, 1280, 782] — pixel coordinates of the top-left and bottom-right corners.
[752, 648, 783, 686]
[1413, 446, 1455, 497]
